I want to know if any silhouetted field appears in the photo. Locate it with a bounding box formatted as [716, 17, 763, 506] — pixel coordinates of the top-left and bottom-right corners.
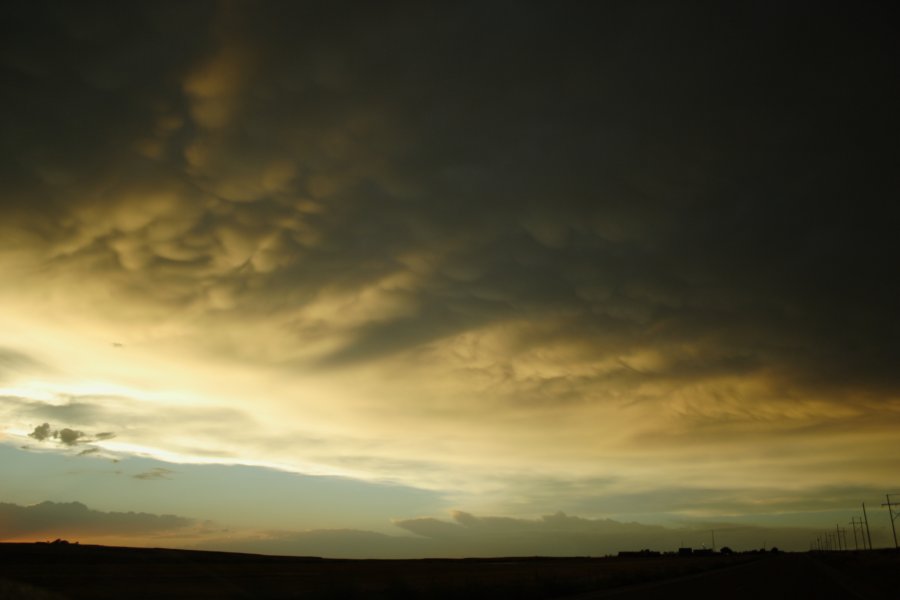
[0, 543, 897, 599]
[571, 551, 900, 599]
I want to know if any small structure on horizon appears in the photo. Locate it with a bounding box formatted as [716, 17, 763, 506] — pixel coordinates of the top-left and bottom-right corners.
[617, 549, 661, 558]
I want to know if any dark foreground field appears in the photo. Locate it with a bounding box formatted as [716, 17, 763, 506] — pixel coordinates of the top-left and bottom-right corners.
[0, 544, 898, 600]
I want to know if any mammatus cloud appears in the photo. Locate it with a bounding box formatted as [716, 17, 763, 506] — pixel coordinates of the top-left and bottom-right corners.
[0, 1, 897, 527]
[0, 501, 194, 540]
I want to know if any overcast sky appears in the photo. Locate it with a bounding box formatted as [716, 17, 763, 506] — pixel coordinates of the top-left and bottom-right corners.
[1, 1, 898, 556]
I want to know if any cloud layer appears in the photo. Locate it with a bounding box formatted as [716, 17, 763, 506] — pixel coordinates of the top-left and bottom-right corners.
[205, 510, 851, 558]
[0, 501, 193, 540]
[0, 1, 898, 527]
[3, 496, 894, 557]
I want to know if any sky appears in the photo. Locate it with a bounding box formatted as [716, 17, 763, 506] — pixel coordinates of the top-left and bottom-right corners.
[0, 1, 898, 557]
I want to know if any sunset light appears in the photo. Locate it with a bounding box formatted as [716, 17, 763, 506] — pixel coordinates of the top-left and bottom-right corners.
[1, 2, 898, 576]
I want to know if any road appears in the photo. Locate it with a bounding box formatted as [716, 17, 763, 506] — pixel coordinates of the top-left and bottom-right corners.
[568, 554, 885, 600]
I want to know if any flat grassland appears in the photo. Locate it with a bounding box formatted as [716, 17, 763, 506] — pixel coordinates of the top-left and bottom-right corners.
[0, 543, 897, 599]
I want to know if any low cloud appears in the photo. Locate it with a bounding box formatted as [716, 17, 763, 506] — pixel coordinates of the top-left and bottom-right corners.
[3, 395, 270, 468]
[133, 467, 175, 480]
[0, 498, 882, 557]
[203, 510, 830, 558]
[27, 422, 112, 447]
[392, 511, 822, 556]
[28, 422, 52, 441]
[0, 501, 194, 540]
[393, 511, 674, 557]
[56, 428, 84, 446]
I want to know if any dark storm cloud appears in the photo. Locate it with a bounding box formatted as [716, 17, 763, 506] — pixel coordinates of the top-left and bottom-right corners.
[1, 0, 898, 465]
[448, 5, 884, 382]
[0, 1, 214, 214]
[264, 5, 876, 388]
[0, 501, 194, 539]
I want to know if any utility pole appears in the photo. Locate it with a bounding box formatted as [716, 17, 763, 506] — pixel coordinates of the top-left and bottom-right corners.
[835, 525, 843, 551]
[863, 502, 873, 550]
[711, 529, 716, 552]
[849, 517, 860, 550]
[835, 524, 850, 550]
[882, 494, 900, 549]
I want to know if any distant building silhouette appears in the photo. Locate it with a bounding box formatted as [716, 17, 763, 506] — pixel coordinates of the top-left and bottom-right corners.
[617, 549, 661, 558]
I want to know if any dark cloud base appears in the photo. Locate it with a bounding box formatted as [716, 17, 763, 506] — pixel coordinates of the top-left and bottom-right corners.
[0, 0, 898, 535]
[1, 1, 896, 394]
